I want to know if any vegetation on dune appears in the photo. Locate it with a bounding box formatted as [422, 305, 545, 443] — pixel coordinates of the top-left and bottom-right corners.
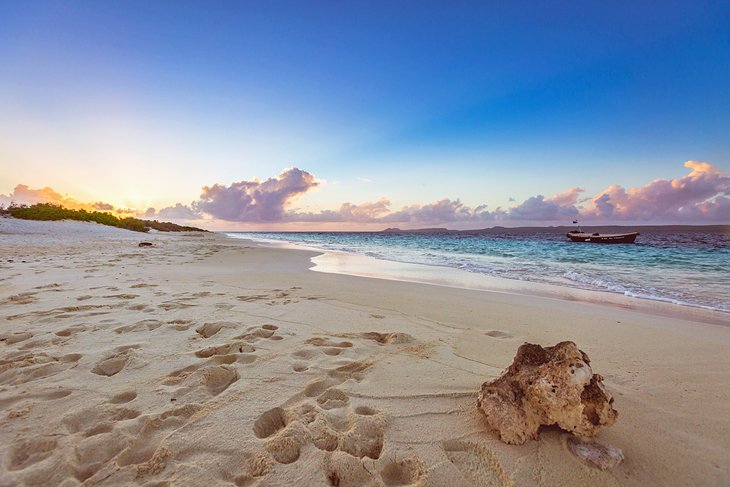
[1, 203, 206, 233]
[143, 219, 208, 232]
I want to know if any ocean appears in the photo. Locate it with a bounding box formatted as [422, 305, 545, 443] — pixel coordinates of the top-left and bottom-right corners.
[227, 230, 730, 313]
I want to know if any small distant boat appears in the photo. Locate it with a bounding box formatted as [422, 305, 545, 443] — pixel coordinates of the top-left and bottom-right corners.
[566, 231, 639, 244]
[566, 221, 639, 244]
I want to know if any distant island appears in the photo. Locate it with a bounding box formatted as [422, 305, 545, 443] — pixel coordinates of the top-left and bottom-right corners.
[381, 225, 730, 234]
[0, 203, 206, 233]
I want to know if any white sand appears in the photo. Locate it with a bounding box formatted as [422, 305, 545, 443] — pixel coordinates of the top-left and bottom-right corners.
[1, 218, 729, 486]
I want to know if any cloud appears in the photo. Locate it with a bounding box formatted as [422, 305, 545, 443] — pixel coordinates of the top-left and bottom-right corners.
[3, 161, 727, 228]
[291, 198, 492, 224]
[92, 202, 115, 211]
[194, 168, 318, 222]
[0, 184, 204, 223]
[0, 185, 126, 216]
[496, 187, 583, 222]
[583, 161, 730, 222]
[0, 184, 103, 210]
[278, 162, 728, 225]
[504, 195, 575, 221]
[399, 199, 492, 223]
[547, 187, 584, 207]
[291, 198, 395, 223]
[152, 203, 202, 220]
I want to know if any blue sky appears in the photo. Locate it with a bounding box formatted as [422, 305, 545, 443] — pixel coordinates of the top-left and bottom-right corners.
[1, 1, 728, 228]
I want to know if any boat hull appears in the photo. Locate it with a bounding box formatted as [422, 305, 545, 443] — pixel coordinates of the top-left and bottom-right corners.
[567, 232, 639, 244]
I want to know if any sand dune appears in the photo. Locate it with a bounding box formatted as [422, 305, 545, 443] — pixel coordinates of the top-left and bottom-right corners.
[0, 218, 728, 486]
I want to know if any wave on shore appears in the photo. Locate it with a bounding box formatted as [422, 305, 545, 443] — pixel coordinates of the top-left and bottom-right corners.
[228, 231, 730, 313]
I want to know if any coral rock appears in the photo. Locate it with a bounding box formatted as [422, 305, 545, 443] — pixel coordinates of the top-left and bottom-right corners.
[477, 341, 617, 444]
[567, 437, 624, 470]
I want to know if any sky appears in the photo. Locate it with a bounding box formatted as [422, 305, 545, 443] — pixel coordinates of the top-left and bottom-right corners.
[1, 1, 729, 230]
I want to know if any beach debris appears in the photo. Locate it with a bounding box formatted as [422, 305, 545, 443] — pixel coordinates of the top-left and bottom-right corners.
[566, 437, 624, 470]
[477, 341, 618, 445]
[138, 241, 153, 247]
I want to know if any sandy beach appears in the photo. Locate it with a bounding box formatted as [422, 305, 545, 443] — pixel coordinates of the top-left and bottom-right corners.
[1, 218, 729, 486]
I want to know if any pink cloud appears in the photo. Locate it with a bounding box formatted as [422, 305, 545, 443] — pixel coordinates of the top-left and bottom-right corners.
[195, 168, 318, 222]
[292, 198, 491, 224]
[583, 161, 730, 222]
[283, 162, 727, 225]
[0, 184, 94, 210]
[504, 194, 579, 221]
[3, 161, 728, 227]
[547, 187, 584, 207]
[92, 202, 115, 211]
[151, 203, 202, 220]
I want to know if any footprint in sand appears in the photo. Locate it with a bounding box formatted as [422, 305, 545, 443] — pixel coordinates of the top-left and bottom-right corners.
[380, 457, 426, 486]
[5, 437, 58, 471]
[292, 349, 317, 360]
[328, 360, 373, 381]
[166, 364, 240, 402]
[1, 292, 37, 305]
[33, 283, 63, 290]
[114, 404, 202, 475]
[158, 301, 194, 311]
[3, 387, 73, 418]
[55, 324, 87, 337]
[253, 407, 288, 439]
[262, 324, 284, 340]
[91, 350, 132, 377]
[0, 351, 82, 385]
[202, 365, 240, 395]
[292, 361, 309, 372]
[195, 322, 225, 338]
[252, 382, 386, 466]
[73, 430, 129, 482]
[102, 293, 139, 300]
[168, 319, 193, 331]
[337, 413, 385, 460]
[38, 388, 73, 401]
[316, 388, 349, 410]
[306, 337, 353, 348]
[323, 451, 380, 486]
[305, 337, 353, 356]
[304, 377, 341, 398]
[163, 364, 199, 385]
[236, 294, 269, 302]
[126, 303, 153, 312]
[333, 332, 413, 345]
[195, 342, 255, 358]
[109, 390, 137, 404]
[230, 451, 274, 487]
[233, 324, 286, 343]
[442, 440, 510, 487]
[62, 404, 140, 435]
[114, 319, 165, 334]
[0, 331, 33, 344]
[485, 330, 513, 339]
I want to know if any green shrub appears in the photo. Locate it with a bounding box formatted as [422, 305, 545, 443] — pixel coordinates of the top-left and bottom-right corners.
[7, 203, 205, 233]
[116, 218, 150, 233]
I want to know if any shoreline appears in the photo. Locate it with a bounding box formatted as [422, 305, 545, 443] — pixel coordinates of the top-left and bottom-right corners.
[2, 220, 729, 486]
[230, 234, 730, 327]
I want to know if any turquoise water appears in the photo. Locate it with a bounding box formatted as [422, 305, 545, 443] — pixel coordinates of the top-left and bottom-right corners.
[228, 231, 730, 313]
